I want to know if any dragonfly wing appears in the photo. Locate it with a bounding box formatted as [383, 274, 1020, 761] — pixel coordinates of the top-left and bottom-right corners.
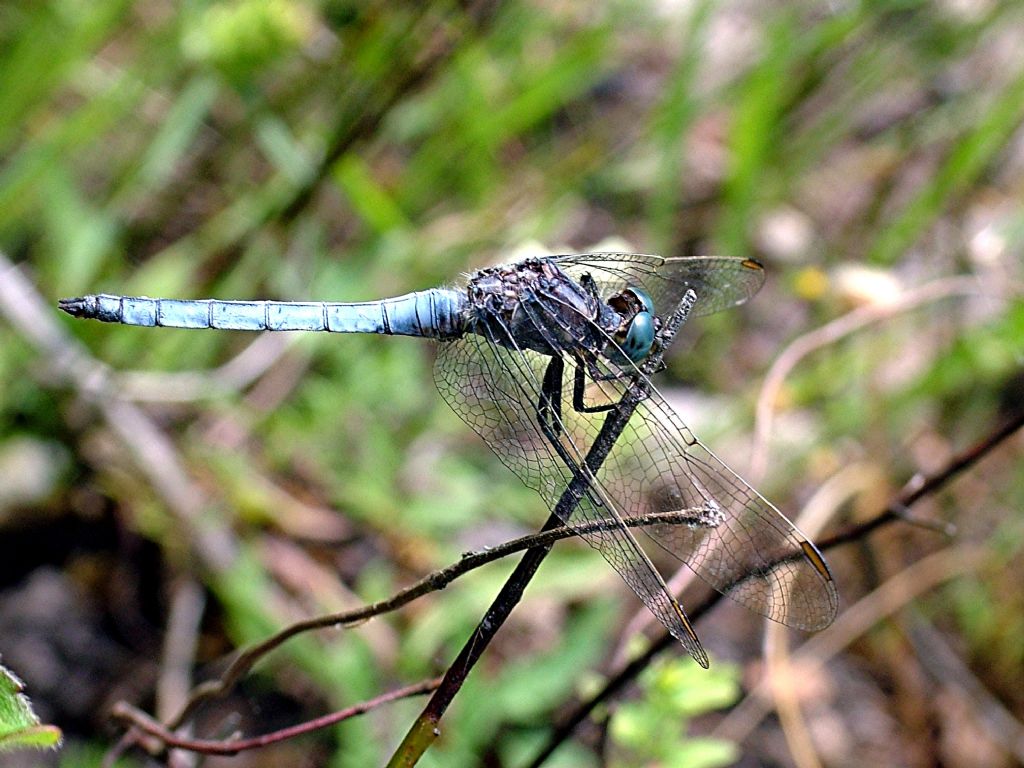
[553, 253, 766, 318]
[594, 378, 838, 630]
[532, 284, 837, 628]
[548, 254, 837, 626]
[434, 320, 710, 666]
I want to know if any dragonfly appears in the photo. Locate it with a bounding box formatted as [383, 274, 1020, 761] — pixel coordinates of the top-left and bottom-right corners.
[60, 253, 838, 667]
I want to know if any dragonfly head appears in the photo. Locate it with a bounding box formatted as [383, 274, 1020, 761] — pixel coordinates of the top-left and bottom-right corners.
[608, 286, 658, 362]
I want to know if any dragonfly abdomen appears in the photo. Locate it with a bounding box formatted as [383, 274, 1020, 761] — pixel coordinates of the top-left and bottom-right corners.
[58, 289, 468, 338]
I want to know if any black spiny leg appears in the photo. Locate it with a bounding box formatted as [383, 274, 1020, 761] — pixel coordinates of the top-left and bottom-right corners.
[572, 355, 618, 415]
[537, 355, 604, 509]
[538, 354, 561, 424]
[537, 355, 571, 464]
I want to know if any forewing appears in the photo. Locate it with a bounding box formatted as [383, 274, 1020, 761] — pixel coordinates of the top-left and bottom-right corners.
[554, 253, 765, 318]
[434, 319, 710, 666]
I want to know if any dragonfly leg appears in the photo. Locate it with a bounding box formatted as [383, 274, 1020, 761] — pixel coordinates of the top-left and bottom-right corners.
[536, 355, 605, 510]
[582, 354, 627, 383]
[572, 357, 618, 414]
[538, 354, 566, 433]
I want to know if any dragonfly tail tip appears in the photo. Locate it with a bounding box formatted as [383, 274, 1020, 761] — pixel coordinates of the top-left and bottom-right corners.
[58, 297, 90, 317]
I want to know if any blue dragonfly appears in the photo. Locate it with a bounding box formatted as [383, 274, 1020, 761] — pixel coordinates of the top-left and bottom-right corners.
[60, 253, 838, 667]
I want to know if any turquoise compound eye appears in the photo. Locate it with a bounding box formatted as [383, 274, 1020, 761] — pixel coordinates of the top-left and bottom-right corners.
[621, 310, 655, 361]
[628, 287, 655, 313]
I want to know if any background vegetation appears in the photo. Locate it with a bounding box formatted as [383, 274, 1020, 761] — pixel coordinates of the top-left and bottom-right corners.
[1, 0, 1022, 766]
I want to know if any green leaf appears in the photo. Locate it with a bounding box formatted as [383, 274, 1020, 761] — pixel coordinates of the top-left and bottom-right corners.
[609, 656, 741, 764]
[651, 659, 741, 716]
[256, 114, 315, 186]
[649, 0, 714, 252]
[41, 169, 120, 296]
[333, 153, 408, 233]
[670, 736, 741, 768]
[181, 0, 313, 83]
[134, 75, 220, 192]
[0, 663, 62, 752]
[0, 0, 132, 152]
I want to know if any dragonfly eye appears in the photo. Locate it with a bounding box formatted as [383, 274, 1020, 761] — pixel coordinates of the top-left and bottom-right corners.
[620, 310, 655, 361]
[626, 286, 655, 313]
[608, 285, 657, 362]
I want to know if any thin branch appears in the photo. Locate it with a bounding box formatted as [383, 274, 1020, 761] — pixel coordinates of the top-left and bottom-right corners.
[166, 509, 705, 729]
[815, 409, 1024, 551]
[758, 467, 866, 768]
[156, 578, 205, 726]
[156, 581, 206, 765]
[765, 626, 822, 768]
[526, 409, 1024, 768]
[112, 678, 440, 757]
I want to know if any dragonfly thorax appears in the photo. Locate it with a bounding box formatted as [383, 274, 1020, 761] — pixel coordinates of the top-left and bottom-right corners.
[465, 258, 619, 357]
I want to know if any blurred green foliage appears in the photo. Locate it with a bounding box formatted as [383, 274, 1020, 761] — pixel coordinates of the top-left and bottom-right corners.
[1, 0, 1022, 766]
[609, 656, 740, 768]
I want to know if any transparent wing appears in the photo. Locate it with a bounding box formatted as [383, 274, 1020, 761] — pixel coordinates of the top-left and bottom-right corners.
[553, 253, 766, 318]
[529, 291, 839, 631]
[592, 377, 838, 631]
[435, 317, 711, 666]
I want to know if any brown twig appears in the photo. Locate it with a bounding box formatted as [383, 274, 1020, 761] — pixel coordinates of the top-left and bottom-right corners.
[908, 614, 1024, 762]
[815, 410, 1024, 551]
[115, 332, 294, 402]
[156, 578, 206, 725]
[0, 254, 237, 570]
[123, 510, 706, 759]
[112, 678, 441, 757]
[166, 509, 705, 729]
